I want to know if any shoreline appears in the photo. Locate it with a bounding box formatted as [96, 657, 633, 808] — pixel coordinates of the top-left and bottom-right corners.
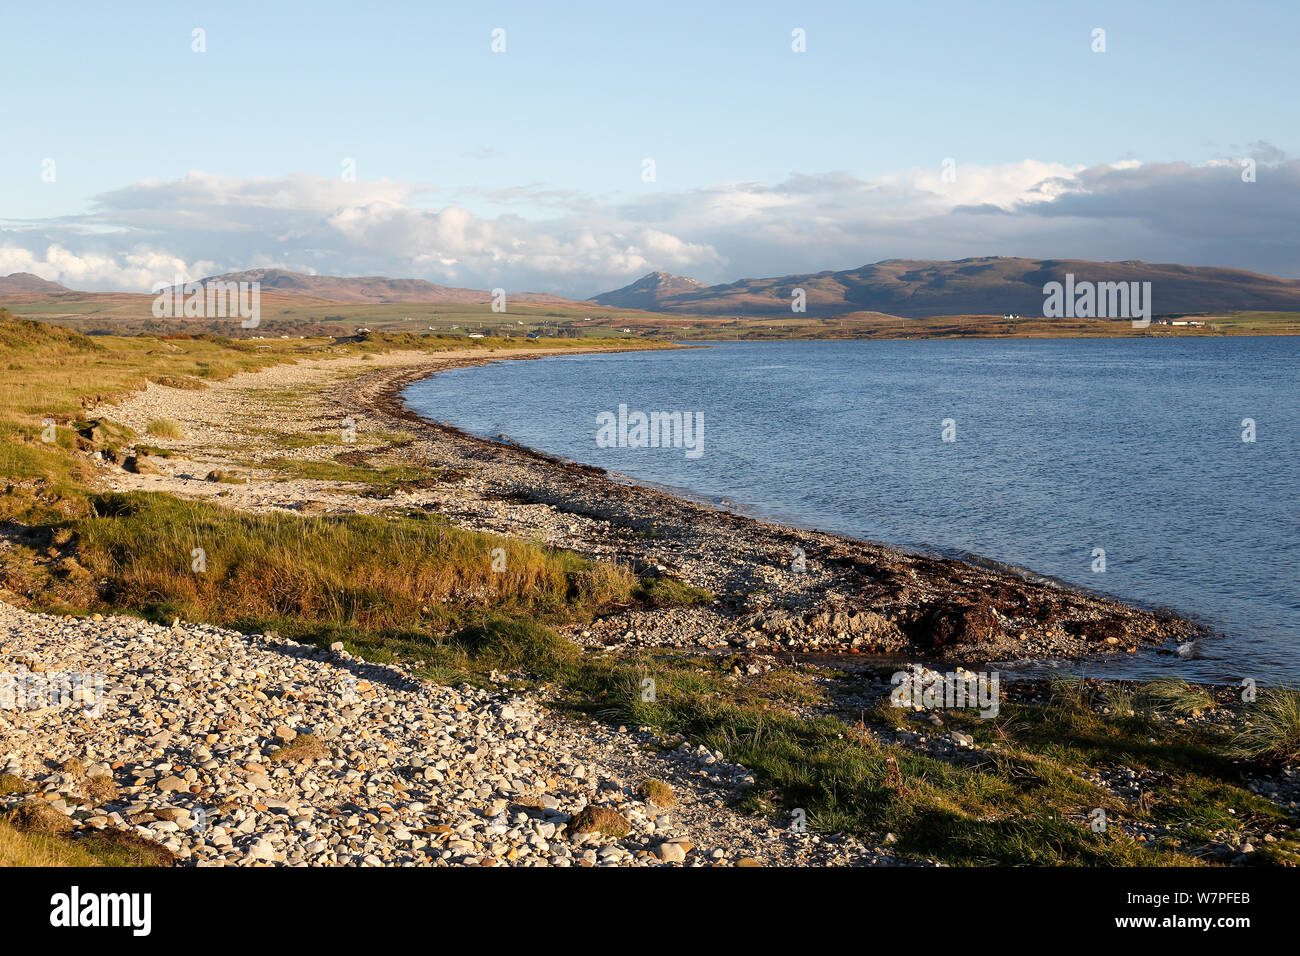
[75, 343, 1209, 671]
[84, 344, 1207, 669]
[345, 354, 1206, 668]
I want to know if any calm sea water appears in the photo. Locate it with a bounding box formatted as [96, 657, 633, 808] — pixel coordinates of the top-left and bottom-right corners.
[404, 338, 1300, 685]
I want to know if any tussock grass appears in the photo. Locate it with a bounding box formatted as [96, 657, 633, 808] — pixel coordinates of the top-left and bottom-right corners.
[1047, 674, 1093, 711]
[567, 806, 631, 839]
[631, 575, 714, 608]
[145, 417, 183, 438]
[82, 775, 119, 805]
[1228, 689, 1300, 761]
[1137, 678, 1214, 716]
[5, 800, 74, 834]
[0, 774, 34, 796]
[75, 829, 176, 866]
[268, 733, 330, 763]
[0, 820, 173, 867]
[0, 820, 103, 866]
[59, 492, 636, 638]
[1101, 685, 1136, 717]
[637, 778, 675, 807]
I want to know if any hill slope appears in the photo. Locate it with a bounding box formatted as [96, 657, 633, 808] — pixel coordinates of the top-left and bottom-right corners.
[588, 271, 707, 310]
[0, 273, 73, 295]
[196, 269, 586, 307]
[591, 258, 1300, 318]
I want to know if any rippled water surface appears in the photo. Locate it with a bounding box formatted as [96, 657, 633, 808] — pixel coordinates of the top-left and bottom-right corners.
[404, 338, 1300, 685]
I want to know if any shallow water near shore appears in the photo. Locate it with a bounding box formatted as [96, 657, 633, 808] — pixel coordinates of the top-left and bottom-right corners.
[404, 338, 1300, 686]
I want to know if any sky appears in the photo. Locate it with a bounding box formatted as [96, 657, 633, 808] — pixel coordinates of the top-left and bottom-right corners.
[2, 0, 1297, 294]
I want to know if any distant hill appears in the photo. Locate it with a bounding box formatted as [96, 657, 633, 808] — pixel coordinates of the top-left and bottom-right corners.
[589, 271, 707, 310]
[0, 273, 73, 295]
[591, 258, 1300, 318]
[193, 269, 586, 307]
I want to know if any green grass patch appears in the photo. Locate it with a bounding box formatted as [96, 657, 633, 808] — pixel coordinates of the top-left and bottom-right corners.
[58, 492, 635, 637]
[631, 575, 714, 607]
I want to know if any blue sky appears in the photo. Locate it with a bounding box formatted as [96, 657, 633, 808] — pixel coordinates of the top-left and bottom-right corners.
[2, 0, 1297, 292]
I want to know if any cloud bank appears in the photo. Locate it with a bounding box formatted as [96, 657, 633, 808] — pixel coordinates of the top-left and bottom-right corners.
[2, 152, 1297, 296]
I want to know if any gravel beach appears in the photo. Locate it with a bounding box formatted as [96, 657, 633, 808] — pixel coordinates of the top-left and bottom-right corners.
[0, 600, 901, 866]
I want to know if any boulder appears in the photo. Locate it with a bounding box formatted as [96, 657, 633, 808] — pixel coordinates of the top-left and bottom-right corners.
[124, 455, 162, 476]
[918, 597, 1000, 649]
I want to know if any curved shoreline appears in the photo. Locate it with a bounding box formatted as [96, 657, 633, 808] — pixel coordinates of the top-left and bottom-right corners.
[340, 354, 1205, 667]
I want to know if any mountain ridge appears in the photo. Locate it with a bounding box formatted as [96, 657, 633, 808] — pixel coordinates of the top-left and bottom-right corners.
[7, 256, 1300, 318]
[590, 257, 1300, 317]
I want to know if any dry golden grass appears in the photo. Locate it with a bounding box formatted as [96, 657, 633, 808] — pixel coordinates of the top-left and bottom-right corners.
[65, 492, 636, 635]
[0, 774, 34, 796]
[637, 777, 676, 807]
[268, 733, 330, 763]
[0, 820, 103, 866]
[82, 774, 119, 804]
[566, 806, 631, 839]
[5, 800, 74, 834]
[145, 417, 183, 438]
[0, 820, 175, 867]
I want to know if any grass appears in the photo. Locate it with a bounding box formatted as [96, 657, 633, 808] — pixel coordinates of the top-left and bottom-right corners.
[4, 800, 73, 834]
[268, 734, 330, 763]
[45, 492, 637, 639]
[637, 778, 675, 807]
[258, 456, 439, 491]
[1227, 689, 1300, 761]
[1137, 678, 1214, 716]
[146, 417, 183, 438]
[0, 820, 174, 867]
[631, 576, 714, 608]
[82, 775, 120, 805]
[0, 774, 35, 796]
[567, 806, 631, 839]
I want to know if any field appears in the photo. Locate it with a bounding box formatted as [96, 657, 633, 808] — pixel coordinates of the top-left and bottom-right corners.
[4, 291, 1298, 342]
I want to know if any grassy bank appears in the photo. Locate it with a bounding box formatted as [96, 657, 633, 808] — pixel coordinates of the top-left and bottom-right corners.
[0, 307, 659, 521]
[40, 492, 637, 636]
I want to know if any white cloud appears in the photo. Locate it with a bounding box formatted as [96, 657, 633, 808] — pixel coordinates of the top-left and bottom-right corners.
[2, 157, 1298, 295]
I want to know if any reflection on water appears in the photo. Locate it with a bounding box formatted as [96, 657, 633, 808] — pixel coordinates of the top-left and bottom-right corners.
[405, 338, 1300, 686]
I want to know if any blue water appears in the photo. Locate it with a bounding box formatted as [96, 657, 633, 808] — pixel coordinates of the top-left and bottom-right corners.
[404, 339, 1300, 685]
